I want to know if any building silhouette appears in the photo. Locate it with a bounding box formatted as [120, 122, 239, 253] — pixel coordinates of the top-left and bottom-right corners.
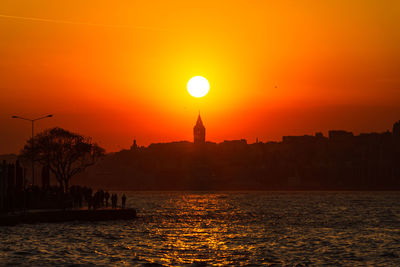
[393, 120, 400, 138]
[130, 139, 138, 151]
[193, 114, 206, 144]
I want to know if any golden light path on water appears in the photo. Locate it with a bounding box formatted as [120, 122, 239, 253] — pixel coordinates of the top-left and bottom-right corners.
[1, 192, 400, 265]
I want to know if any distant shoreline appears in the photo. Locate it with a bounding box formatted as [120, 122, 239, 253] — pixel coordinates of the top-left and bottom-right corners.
[104, 189, 400, 192]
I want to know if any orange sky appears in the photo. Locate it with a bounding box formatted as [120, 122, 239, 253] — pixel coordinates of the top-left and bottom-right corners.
[1, 1, 400, 153]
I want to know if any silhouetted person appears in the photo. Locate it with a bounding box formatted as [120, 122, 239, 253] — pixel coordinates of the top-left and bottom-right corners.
[84, 187, 92, 207]
[111, 194, 118, 209]
[93, 191, 101, 210]
[105, 191, 110, 207]
[99, 190, 104, 207]
[87, 195, 93, 210]
[121, 194, 126, 209]
[111, 194, 115, 209]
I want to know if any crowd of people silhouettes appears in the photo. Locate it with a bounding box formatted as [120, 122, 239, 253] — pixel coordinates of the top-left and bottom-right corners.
[0, 160, 128, 212]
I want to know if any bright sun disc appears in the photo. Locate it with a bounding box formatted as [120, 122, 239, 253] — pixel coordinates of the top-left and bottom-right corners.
[187, 76, 209, 98]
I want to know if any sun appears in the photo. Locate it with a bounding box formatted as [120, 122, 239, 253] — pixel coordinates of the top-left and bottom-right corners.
[187, 76, 210, 98]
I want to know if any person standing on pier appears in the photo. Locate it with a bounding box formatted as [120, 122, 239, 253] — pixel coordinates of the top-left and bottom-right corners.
[122, 194, 126, 209]
[105, 191, 110, 208]
[87, 195, 93, 210]
[111, 194, 117, 209]
[114, 194, 118, 209]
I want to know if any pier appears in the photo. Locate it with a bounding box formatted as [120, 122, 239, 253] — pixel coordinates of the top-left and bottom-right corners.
[0, 208, 137, 226]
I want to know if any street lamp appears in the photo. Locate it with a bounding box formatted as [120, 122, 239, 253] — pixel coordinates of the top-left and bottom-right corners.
[11, 114, 53, 186]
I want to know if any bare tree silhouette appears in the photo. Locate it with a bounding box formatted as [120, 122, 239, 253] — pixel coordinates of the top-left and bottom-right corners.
[20, 127, 105, 192]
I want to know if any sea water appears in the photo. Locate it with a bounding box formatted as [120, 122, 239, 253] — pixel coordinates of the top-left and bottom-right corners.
[1, 191, 400, 266]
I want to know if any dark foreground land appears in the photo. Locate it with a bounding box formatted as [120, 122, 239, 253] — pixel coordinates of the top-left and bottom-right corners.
[0, 208, 137, 226]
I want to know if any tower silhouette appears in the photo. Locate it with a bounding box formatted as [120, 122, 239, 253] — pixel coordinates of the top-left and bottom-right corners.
[393, 120, 400, 138]
[193, 114, 206, 144]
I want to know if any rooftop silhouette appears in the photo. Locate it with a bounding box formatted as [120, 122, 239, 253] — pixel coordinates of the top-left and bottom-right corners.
[69, 119, 400, 191]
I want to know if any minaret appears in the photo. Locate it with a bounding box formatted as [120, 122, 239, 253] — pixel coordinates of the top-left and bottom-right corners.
[393, 120, 400, 138]
[130, 139, 138, 150]
[193, 114, 206, 144]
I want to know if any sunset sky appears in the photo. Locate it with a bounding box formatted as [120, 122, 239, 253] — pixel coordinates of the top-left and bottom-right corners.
[1, 1, 400, 154]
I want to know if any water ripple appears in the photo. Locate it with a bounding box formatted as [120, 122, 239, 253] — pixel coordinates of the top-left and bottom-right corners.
[1, 191, 400, 266]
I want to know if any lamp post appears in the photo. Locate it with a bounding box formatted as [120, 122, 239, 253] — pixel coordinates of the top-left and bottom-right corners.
[11, 114, 53, 186]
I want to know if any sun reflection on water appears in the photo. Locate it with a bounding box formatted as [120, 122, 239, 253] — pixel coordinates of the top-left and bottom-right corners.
[152, 193, 237, 265]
